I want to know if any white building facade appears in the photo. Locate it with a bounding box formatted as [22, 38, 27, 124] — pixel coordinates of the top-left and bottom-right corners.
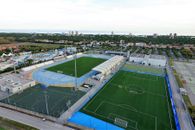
[129, 54, 167, 67]
[0, 74, 36, 94]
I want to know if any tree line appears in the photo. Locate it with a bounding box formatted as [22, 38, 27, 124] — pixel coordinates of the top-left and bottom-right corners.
[0, 33, 195, 45]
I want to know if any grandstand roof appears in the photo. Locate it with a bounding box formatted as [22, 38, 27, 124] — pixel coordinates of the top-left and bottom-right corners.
[92, 56, 124, 74]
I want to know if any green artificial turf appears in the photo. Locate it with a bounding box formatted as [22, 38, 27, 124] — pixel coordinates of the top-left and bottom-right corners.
[81, 71, 175, 130]
[124, 64, 164, 75]
[0, 85, 85, 117]
[47, 57, 106, 77]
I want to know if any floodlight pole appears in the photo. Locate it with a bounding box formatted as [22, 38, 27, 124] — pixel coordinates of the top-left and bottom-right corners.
[7, 96, 10, 104]
[120, 41, 123, 56]
[44, 90, 49, 115]
[74, 48, 78, 91]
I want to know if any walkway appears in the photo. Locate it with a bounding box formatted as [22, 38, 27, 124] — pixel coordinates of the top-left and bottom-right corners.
[166, 59, 194, 130]
[0, 107, 73, 130]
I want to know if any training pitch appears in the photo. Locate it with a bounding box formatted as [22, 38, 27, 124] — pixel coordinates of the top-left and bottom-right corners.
[47, 57, 106, 77]
[81, 71, 175, 130]
[0, 85, 85, 117]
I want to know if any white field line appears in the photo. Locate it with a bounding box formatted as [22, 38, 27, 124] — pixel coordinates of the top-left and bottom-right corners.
[94, 101, 105, 113]
[155, 117, 157, 130]
[142, 90, 165, 97]
[84, 74, 118, 109]
[83, 107, 139, 130]
[83, 107, 108, 120]
[87, 100, 157, 130]
[84, 73, 170, 130]
[102, 100, 156, 119]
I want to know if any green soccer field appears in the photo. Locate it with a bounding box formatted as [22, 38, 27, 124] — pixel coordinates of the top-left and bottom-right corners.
[46, 57, 106, 77]
[0, 85, 85, 117]
[124, 63, 164, 75]
[81, 71, 175, 130]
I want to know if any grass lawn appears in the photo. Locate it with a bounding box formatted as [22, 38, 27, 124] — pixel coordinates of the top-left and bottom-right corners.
[124, 63, 164, 75]
[47, 57, 106, 77]
[0, 84, 85, 117]
[81, 71, 175, 130]
[0, 116, 37, 130]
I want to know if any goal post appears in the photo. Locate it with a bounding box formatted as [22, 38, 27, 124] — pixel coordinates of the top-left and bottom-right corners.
[114, 117, 128, 128]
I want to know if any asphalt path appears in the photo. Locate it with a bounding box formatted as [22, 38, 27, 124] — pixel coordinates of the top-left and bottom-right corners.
[0, 107, 73, 130]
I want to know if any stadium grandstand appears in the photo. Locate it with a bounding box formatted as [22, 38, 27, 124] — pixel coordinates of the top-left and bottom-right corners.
[92, 56, 125, 75]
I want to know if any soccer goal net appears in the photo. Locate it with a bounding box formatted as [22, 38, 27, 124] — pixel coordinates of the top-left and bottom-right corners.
[114, 117, 128, 128]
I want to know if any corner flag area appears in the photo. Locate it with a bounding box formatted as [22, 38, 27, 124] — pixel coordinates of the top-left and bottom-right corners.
[46, 57, 106, 77]
[81, 71, 175, 130]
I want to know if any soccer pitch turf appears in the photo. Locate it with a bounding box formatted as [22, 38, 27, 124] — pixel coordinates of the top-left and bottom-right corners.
[0, 85, 85, 117]
[124, 64, 164, 75]
[81, 71, 175, 130]
[46, 57, 106, 77]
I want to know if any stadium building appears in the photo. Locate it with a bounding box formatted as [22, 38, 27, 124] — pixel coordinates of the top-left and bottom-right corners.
[0, 62, 14, 71]
[0, 73, 35, 93]
[93, 55, 124, 76]
[129, 54, 167, 67]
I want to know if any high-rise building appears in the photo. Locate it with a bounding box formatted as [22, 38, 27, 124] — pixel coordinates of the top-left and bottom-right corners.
[169, 33, 177, 39]
[153, 33, 158, 38]
[111, 31, 114, 35]
[129, 33, 132, 37]
[75, 31, 79, 36]
[174, 33, 177, 38]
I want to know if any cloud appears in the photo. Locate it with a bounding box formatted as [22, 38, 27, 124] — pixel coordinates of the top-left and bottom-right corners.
[0, 0, 194, 35]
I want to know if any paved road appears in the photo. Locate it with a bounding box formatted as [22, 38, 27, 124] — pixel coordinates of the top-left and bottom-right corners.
[166, 60, 195, 130]
[0, 107, 73, 130]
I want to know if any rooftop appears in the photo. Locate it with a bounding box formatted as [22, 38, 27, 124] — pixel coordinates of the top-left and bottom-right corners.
[0, 73, 34, 89]
[130, 53, 145, 58]
[150, 54, 166, 60]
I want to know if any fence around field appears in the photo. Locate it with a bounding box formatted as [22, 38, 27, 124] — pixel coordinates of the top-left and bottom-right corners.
[58, 73, 114, 123]
[165, 75, 181, 130]
[0, 102, 57, 122]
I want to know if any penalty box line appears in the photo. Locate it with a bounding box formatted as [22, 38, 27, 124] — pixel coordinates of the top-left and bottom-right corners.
[108, 113, 138, 130]
[93, 100, 158, 130]
[83, 108, 138, 130]
[83, 75, 118, 109]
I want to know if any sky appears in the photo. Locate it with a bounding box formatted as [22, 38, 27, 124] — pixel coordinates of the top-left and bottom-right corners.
[0, 0, 194, 35]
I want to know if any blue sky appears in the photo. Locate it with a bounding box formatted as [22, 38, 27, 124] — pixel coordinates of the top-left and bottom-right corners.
[0, 0, 194, 35]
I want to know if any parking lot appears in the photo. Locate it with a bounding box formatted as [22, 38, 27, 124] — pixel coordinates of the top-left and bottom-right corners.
[174, 61, 195, 105]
